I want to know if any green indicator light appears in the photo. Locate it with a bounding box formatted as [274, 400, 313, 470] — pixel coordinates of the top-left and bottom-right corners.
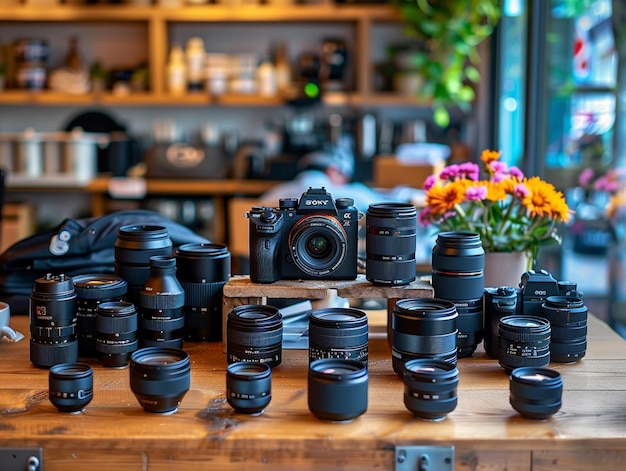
[304, 82, 320, 98]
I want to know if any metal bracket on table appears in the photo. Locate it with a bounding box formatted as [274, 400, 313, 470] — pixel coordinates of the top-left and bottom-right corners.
[0, 448, 43, 471]
[395, 445, 454, 471]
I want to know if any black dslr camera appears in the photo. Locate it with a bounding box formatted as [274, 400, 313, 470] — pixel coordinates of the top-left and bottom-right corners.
[247, 187, 360, 283]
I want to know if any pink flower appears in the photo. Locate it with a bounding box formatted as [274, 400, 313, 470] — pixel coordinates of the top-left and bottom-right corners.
[423, 175, 437, 191]
[465, 185, 487, 201]
[459, 162, 480, 180]
[490, 161, 508, 174]
[509, 166, 524, 180]
[418, 207, 433, 226]
[514, 183, 530, 198]
[492, 171, 507, 183]
[439, 164, 460, 181]
[594, 176, 619, 193]
[578, 168, 595, 186]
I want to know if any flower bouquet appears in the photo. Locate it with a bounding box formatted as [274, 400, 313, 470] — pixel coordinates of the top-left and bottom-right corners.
[418, 150, 572, 265]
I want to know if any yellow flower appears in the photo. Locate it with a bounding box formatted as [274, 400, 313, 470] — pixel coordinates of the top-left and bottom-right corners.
[522, 177, 569, 221]
[425, 181, 465, 215]
[481, 180, 507, 202]
[480, 149, 501, 165]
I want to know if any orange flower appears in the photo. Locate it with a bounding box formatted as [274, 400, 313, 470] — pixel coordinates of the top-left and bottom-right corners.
[425, 181, 465, 215]
[480, 180, 507, 202]
[480, 149, 501, 166]
[522, 177, 569, 220]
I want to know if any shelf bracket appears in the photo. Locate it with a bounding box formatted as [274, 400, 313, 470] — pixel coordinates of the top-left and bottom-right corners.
[395, 445, 454, 471]
[0, 448, 43, 471]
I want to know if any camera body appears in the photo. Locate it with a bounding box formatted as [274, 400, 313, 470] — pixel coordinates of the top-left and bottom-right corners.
[248, 187, 359, 283]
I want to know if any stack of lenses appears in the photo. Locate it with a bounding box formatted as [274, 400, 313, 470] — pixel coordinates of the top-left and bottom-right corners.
[497, 315, 551, 372]
[308, 307, 368, 365]
[431, 231, 484, 358]
[175, 243, 231, 342]
[73, 274, 128, 357]
[138, 256, 186, 349]
[95, 301, 138, 368]
[540, 296, 588, 363]
[30, 273, 78, 369]
[391, 298, 458, 375]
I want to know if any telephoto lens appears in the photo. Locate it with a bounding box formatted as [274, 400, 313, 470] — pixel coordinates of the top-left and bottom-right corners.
[509, 367, 562, 420]
[308, 307, 368, 365]
[175, 243, 231, 342]
[226, 304, 283, 368]
[226, 361, 272, 415]
[48, 363, 93, 413]
[483, 286, 519, 359]
[308, 358, 368, 422]
[541, 296, 588, 363]
[403, 359, 459, 421]
[115, 224, 173, 304]
[95, 301, 138, 368]
[365, 202, 417, 286]
[497, 315, 551, 372]
[431, 231, 485, 358]
[30, 273, 78, 369]
[138, 256, 186, 349]
[391, 298, 458, 376]
[129, 347, 191, 414]
[73, 274, 128, 357]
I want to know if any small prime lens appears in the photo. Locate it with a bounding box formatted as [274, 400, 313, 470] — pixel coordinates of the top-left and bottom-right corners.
[391, 298, 458, 376]
[73, 274, 127, 357]
[226, 361, 272, 415]
[308, 307, 368, 365]
[129, 347, 191, 414]
[48, 362, 93, 413]
[510, 367, 562, 420]
[95, 301, 138, 368]
[365, 202, 417, 286]
[497, 315, 551, 372]
[226, 304, 283, 368]
[30, 273, 78, 369]
[308, 359, 368, 422]
[175, 243, 231, 342]
[483, 286, 519, 359]
[403, 359, 459, 421]
[541, 296, 588, 363]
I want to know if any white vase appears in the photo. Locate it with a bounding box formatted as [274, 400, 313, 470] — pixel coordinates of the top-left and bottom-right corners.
[483, 251, 532, 289]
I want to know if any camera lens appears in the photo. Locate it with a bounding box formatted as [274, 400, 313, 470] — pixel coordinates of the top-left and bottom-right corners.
[95, 301, 138, 368]
[308, 307, 368, 365]
[30, 273, 78, 369]
[226, 361, 272, 415]
[115, 224, 173, 303]
[365, 202, 417, 286]
[175, 243, 231, 342]
[227, 304, 283, 368]
[289, 215, 348, 277]
[431, 231, 484, 358]
[48, 362, 93, 413]
[497, 315, 551, 372]
[483, 286, 519, 359]
[391, 298, 458, 376]
[509, 367, 562, 420]
[541, 296, 588, 363]
[403, 359, 459, 421]
[138, 256, 186, 349]
[129, 347, 191, 414]
[73, 274, 128, 357]
[308, 358, 368, 422]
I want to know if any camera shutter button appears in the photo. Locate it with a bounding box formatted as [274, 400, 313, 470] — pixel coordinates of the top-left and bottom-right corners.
[261, 210, 277, 222]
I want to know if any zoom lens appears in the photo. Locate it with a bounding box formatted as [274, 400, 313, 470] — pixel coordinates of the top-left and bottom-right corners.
[95, 301, 138, 368]
[365, 202, 417, 286]
[29, 273, 78, 369]
[308, 307, 368, 365]
[497, 315, 551, 372]
[73, 274, 127, 357]
[48, 363, 93, 413]
[403, 359, 459, 421]
[226, 304, 283, 368]
[509, 367, 562, 420]
[226, 362, 272, 415]
[541, 296, 588, 363]
[308, 359, 368, 422]
[391, 298, 458, 375]
[129, 347, 191, 414]
[175, 243, 231, 342]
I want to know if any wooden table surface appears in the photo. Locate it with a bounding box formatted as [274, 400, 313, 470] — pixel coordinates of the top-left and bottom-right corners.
[1, 313, 625, 471]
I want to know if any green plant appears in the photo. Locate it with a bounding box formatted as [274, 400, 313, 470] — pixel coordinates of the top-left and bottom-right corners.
[393, 0, 500, 127]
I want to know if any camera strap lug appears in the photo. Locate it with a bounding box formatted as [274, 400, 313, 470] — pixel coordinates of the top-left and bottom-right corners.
[394, 445, 454, 471]
[0, 448, 42, 471]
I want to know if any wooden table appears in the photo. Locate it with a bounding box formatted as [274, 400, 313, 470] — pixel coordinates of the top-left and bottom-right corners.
[1, 313, 625, 470]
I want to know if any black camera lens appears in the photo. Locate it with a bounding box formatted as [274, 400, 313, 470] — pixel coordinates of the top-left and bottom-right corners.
[73, 274, 128, 357]
[30, 273, 78, 369]
[365, 202, 417, 286]
[226, 304, 283, 368]
[115, 224, 173, 303]
[175, 243, 231, 342]
[509, 367, 562, 420]
[308, 358, 368, 422]
[48, 362, 93, 413]
[391, 298, 458, 375]
[403, 359, 459, 421]
[308, 307, 368, 365]
[129, 347, 191, 414]
[483, 286, 519, 359]
[497, 315, 551, 372]
[541, 296, 588, 363]
[95, 301, 139, 368]
[226, 361, 272, 415]
[138, 256, 186, 349]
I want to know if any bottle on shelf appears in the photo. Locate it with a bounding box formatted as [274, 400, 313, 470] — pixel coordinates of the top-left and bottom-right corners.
[185, 37, 205, 93]
[274, 42, 292, 95]
[256, 57, 277, 97]
[167, 44, 187, 96]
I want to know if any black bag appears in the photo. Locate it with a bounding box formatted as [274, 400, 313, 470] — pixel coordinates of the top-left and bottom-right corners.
[0, 209, 210, 313]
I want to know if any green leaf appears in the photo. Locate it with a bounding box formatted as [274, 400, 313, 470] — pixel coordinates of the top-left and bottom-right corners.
[433, 107, 450, 127]
[465, 65, 481, 83]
